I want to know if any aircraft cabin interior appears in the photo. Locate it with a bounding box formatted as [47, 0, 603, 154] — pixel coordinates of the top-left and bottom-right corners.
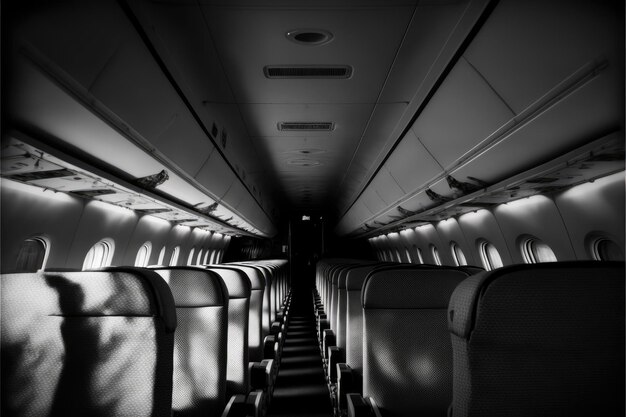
[1, 0, 624, 416]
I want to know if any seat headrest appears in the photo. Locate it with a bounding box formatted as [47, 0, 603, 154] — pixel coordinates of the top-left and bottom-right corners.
[152, 267, 228, 308]
[103, 266, 177, 332]
[338, 269, 350, 289]
[6, 268, 177, 333]
[226, 265, 265, 290]
[340, 263, 382, 289]
[448, 261, 626, 339]
[345, 265, 380, 291]
[205, 267, 251, 299]
[363, 266, 469, 309]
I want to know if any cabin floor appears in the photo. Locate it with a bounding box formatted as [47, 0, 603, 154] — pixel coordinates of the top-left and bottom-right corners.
[267, 289, 332, 417]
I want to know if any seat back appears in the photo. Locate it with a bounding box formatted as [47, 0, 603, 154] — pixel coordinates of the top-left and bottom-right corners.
[217, 264, 266, 362]
[206, 267, 252, 396]
[329, 266, 344, 333]
[345, 264, 386, 374]
[362, 265, 469, 416]
[448, 261, 625, 417]
[153, 267, 229, 417]
[250, 264, 273, 331]
[1, 268, 176, 417]
[337, 263, 377, 350]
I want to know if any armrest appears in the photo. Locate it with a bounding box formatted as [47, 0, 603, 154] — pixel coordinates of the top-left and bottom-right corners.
[270, 321, 281, 336]
[322, 329, 336, 360]
[246, 390, 265, 417]
[263, 336, 277, 360]
[346, 394, 382, 417]
[249, 359, 274, 390]
[317, 316, 329, 336]
[221, 394, 249, 417]
[277, 332, 284, 350]
[327, 347, 344, 383]
[276, 311, 284, 323]
[337, 363, 361, 413]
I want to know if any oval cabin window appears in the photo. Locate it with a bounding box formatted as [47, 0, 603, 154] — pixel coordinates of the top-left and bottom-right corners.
[521, 238, 557, 263]
[592, 238, 624, 261]
[134, 241, 152, 267]
[431, 245, 442, 266]
[187, 247, 196, 265]
[415, 247, 424, 264]
[83, 239, 114, 270]
[15, 237, 49, 272]
[170, 246, 180, 266]
[157, 246, 166, 265]
[479, 241, 503, 271]
[451, 242, 468, 266]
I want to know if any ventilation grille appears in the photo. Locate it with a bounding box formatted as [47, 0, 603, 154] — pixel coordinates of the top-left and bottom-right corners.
[264, 65, 352, 79]
[278, 122, 334, 131]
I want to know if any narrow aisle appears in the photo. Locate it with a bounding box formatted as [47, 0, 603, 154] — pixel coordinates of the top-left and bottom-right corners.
[267, 290, 332, 417]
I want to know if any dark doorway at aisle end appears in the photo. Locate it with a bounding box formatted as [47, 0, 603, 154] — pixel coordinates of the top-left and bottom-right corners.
[289, 213, 325, 291]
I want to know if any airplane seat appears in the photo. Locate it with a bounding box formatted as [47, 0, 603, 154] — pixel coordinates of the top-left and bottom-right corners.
[447, 261, 625, 417]
[220, 264, 267, 362]
[338, 263, 397, 401]
[151, 267, 229, 417]
[347, 265, 470, 417]
[239, 262, 275, 337]
[326, 263, 379, 396]
[206, 266, 273, 416]
[1, 268, 176, 417]
[322, 267, 344, 368]
[336, 263, 391, 415]
[204, 269, 251, 391]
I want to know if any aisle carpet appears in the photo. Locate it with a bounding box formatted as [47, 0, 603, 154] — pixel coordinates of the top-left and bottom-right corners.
[266, 290, 332, 417]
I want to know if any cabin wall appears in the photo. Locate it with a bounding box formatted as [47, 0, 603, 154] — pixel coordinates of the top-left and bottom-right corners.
[435, 217, 478, 266]
[1, 180, 230, 272]
[493, 195, 575, 263]
[554, 173, 625, 259]
[369, 172, 625, 267]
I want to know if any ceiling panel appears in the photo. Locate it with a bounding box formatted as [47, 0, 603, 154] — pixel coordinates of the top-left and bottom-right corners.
[201, 6, 414, 103]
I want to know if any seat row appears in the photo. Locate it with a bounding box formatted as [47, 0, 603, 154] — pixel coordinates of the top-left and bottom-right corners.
[1, 259, 292, 417]
[313, 259, 624, 417]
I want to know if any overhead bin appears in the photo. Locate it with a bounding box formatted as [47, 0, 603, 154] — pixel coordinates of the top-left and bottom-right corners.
[337, 0, 624, 237]
[6, 1, 276, 237]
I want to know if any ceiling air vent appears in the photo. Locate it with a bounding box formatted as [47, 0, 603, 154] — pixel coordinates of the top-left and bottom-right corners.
[278, 122, 334, 132]
[264, 65, 352, 79]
